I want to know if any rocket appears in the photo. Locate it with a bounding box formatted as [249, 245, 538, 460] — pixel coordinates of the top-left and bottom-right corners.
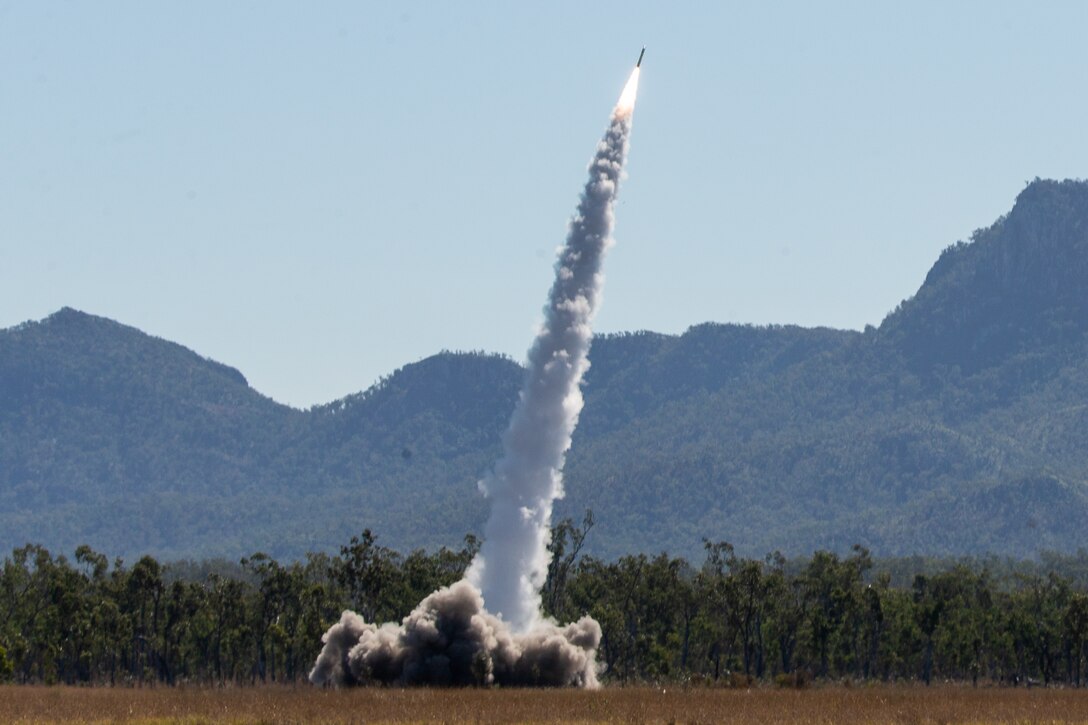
[637, 47, 645, 68]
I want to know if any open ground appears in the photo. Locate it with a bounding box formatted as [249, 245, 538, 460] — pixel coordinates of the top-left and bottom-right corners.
[3, 684, 1088, 724]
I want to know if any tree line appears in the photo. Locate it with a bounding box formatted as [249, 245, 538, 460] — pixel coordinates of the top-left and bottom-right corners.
[2, 519, 1087, 687]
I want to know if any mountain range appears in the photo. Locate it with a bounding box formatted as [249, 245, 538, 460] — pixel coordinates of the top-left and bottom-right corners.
[2, 178, 1087, 561]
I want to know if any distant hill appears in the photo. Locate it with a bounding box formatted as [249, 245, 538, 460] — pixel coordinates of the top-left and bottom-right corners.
[882, 178, 1088, 372]
[2, 179, 1088, 561]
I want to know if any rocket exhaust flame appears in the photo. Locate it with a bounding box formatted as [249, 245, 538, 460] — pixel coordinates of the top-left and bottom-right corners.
[310, 57, 641, 688]
[615, 67, 640, 119]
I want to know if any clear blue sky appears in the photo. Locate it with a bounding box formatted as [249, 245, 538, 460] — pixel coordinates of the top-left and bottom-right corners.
[4, 1, 1087, 407]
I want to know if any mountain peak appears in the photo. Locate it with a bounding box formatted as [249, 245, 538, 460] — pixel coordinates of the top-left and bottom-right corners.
[41, 307, 128, 335]
[1013, 176, 1088, 209]
[2, 308, 253, 399]
[49, 306, 89, 320]
[881, 178, 1088, 371]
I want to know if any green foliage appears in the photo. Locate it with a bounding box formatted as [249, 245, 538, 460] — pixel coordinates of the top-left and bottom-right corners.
[557, 543, 1088, 686]
[0, 644, 11, 681]
[3, 527, 1088, 686]
[0, 533, 479, 686]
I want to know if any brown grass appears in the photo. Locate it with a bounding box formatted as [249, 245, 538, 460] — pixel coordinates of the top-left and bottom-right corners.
[2, 683, 1088, 724]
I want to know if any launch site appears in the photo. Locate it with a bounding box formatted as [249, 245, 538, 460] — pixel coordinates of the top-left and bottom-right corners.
[3, 1, 1088, 722]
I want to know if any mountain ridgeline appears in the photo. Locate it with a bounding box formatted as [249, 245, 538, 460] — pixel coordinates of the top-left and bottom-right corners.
[2, 179, 1088, 561]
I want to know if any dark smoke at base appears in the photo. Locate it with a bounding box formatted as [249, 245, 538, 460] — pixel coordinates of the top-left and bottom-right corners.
[311, 66, 638, 689]
[309, 580, 600, 687]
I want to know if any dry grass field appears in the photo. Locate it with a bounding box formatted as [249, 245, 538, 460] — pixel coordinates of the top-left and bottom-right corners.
[2, 683, 1088, 724]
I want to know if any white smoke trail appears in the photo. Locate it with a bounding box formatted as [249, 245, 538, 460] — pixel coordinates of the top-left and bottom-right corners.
[310, 65, 639, 689]
[465, 68, 640, 631]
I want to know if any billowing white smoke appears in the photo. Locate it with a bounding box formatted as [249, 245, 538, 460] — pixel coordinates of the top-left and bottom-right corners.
[310, 67, 639, 688]
[466, 69, 639, 631]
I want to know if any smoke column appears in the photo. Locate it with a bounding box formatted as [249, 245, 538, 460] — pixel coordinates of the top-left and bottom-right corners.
[311, 63, 640, 689]
[465, 67, 640, 631]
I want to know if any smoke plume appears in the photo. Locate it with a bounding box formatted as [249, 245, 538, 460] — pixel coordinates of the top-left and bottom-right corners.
[310, 580, 601, 687]
[465, 68, 639, 631]
[311, 65, 639, 688]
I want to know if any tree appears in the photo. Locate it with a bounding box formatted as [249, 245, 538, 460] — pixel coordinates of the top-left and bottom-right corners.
[333, 530, 402, 623]
[1064, 593, 1088, 686]
[543, 510, 594, 620]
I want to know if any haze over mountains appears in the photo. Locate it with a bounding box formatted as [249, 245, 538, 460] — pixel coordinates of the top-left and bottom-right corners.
[3, 179, 1088, 562]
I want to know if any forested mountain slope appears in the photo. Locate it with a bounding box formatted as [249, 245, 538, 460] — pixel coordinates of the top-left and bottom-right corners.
[2, 179, 1087, 560]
